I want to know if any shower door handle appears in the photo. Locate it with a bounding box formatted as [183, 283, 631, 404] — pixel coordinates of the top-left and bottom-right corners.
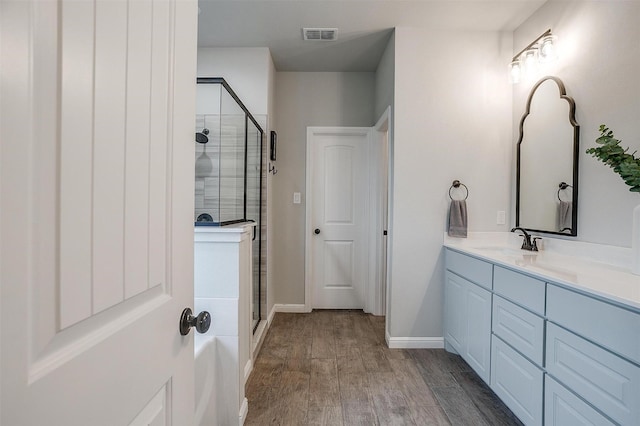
[248, 219, 256, 240]
[179, 308, 211, 335]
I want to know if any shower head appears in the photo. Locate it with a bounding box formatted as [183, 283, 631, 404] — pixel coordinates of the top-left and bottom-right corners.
[195, 128, 210, 144]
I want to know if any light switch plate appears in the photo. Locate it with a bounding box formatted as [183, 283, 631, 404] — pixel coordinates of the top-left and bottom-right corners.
[497, 210, 506, 225]
[293, 192, 301, 204]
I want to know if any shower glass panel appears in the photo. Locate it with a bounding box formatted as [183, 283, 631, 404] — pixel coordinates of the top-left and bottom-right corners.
[195, 78, 264, 333]
[220, 87, 246, 224]
[247, 120, 262, 330]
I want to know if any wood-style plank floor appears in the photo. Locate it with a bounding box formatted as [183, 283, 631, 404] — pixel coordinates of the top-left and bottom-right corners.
[245, 310, 521, 426]
[245, 310, 523, 426]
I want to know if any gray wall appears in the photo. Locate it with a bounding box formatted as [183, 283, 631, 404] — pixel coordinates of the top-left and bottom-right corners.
[388, 28, 513, 339]
[513, 0, 640, 247]
[272, 72, 376, 305]
[375, 32, 395, 121]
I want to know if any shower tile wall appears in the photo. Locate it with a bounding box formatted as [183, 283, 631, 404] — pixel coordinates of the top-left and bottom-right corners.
[195, 114, 246, 223]
[195, 113, 268, 323]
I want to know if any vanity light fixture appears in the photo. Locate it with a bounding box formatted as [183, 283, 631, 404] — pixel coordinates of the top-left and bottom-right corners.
[509, 29, 558, 84]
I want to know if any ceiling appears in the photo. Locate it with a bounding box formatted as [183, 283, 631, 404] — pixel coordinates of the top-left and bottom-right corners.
[197, 1, 547, 72]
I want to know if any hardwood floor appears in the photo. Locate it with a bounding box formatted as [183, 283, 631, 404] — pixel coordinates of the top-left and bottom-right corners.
[245, 310, 523, 426]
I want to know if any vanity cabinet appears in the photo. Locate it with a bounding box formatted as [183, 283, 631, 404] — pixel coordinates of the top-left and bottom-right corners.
[444, 250, 492, 384]
[444, 248, 640, 426]
[546, 285, 640, 426]
[490, 266, 545, 426]
[544, 375, 615, 426]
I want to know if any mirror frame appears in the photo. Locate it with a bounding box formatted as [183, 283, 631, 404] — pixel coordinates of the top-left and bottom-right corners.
[516, 76, 580, 236]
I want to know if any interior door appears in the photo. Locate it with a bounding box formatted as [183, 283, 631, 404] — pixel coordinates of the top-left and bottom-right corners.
[0, 0, 198, 424]
[307, 128, 370, 309]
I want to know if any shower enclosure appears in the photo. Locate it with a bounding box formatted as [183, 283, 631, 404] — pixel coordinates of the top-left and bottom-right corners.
[195, 77, 264, 332]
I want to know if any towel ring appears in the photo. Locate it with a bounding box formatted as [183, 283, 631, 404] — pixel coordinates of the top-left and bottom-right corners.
[449, 180, 469, 201]
[557, 182, 572, 201]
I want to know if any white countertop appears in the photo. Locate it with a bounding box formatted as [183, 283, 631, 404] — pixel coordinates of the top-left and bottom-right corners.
[194, 221, 256, 243]
[444, 233, 640, 311]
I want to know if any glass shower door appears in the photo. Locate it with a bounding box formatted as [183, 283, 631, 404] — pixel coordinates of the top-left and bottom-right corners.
[246, 119, 262, 331]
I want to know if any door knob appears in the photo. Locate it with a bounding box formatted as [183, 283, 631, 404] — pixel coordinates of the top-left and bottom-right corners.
[314, 228, 321, 235]
[179, 308, 211, 335]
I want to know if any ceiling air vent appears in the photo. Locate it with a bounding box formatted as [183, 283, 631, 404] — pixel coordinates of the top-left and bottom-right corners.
[302, 28, 338, 41]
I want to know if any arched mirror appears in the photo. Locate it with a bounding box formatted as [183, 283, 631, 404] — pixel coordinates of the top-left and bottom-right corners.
[516, 76, 579, 236]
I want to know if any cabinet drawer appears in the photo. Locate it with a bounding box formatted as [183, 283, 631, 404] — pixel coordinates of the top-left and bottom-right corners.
[492, 296, 544, 366]
[545, 375, 615, 426]
[546, 323, 640, 426]
[547, 284, 640, 365]
[445, 249, 493, 290]
[491, 335, 543, 425]
[493, 266, 545, 315]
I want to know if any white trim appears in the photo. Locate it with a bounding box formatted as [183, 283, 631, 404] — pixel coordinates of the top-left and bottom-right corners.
[305, 128, 313, 312]
[382, 105, 394, 340]
[370, 107, 391, 317]
[273, 303, 309, 313]
[239, 397, 248, 426]
[252, 314, 270, 359]
[387, 337, 445, 349]
[267, 304, 277, 324]
[243, 359, 252, 385]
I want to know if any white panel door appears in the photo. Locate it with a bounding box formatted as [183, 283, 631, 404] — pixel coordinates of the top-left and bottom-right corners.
[0, 0, 198, 424]
[307, 128, 370, 308]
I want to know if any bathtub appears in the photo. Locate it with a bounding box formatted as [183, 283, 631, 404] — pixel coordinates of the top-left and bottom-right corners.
[195, 335, 216, 426]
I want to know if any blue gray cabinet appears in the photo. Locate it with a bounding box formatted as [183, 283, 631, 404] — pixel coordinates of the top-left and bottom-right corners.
[491, 335, 544, 425]
[545, 375, 615, 426]
[444, 248, 640, 426]
[444, 250, 492, 384]
[490, 266, 545, 425]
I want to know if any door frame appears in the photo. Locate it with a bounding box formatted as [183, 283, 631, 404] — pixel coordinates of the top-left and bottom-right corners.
[304, 125, 388, 314]
[373, 107, 392, 319]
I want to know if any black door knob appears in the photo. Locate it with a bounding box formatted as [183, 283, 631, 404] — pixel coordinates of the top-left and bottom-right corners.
[179, 308, 211, 336]
[314, 228, 321, 235]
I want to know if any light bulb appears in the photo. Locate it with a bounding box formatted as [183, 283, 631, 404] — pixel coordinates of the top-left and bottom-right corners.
[509, 60, 522, 84]
[523, 48, 539, 77]
[539, 35, 558, 63]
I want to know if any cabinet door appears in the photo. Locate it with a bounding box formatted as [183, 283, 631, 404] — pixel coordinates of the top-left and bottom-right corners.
[491, 336, 543, 425]
[465, 281, 492, 384]
[444, 271, 466, 354]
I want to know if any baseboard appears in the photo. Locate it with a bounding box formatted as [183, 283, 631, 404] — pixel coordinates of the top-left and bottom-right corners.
[387, 336, 445, 349]
[267, 304, 277, 324]
[239, 397, 248, 426]
[243, 359, 252, 385]
[273, 303, 308, 313]
[252, 320, 268, 359]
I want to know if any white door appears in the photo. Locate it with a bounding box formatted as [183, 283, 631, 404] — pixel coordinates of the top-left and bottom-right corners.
[306, 128, 370, 309]
[0, 0, 198, 424]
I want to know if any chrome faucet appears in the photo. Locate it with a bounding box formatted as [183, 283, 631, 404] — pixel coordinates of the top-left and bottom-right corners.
[510, 227, 539, 251]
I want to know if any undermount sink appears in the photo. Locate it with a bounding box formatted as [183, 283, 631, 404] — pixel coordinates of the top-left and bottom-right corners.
[472, 246, 539, 257]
